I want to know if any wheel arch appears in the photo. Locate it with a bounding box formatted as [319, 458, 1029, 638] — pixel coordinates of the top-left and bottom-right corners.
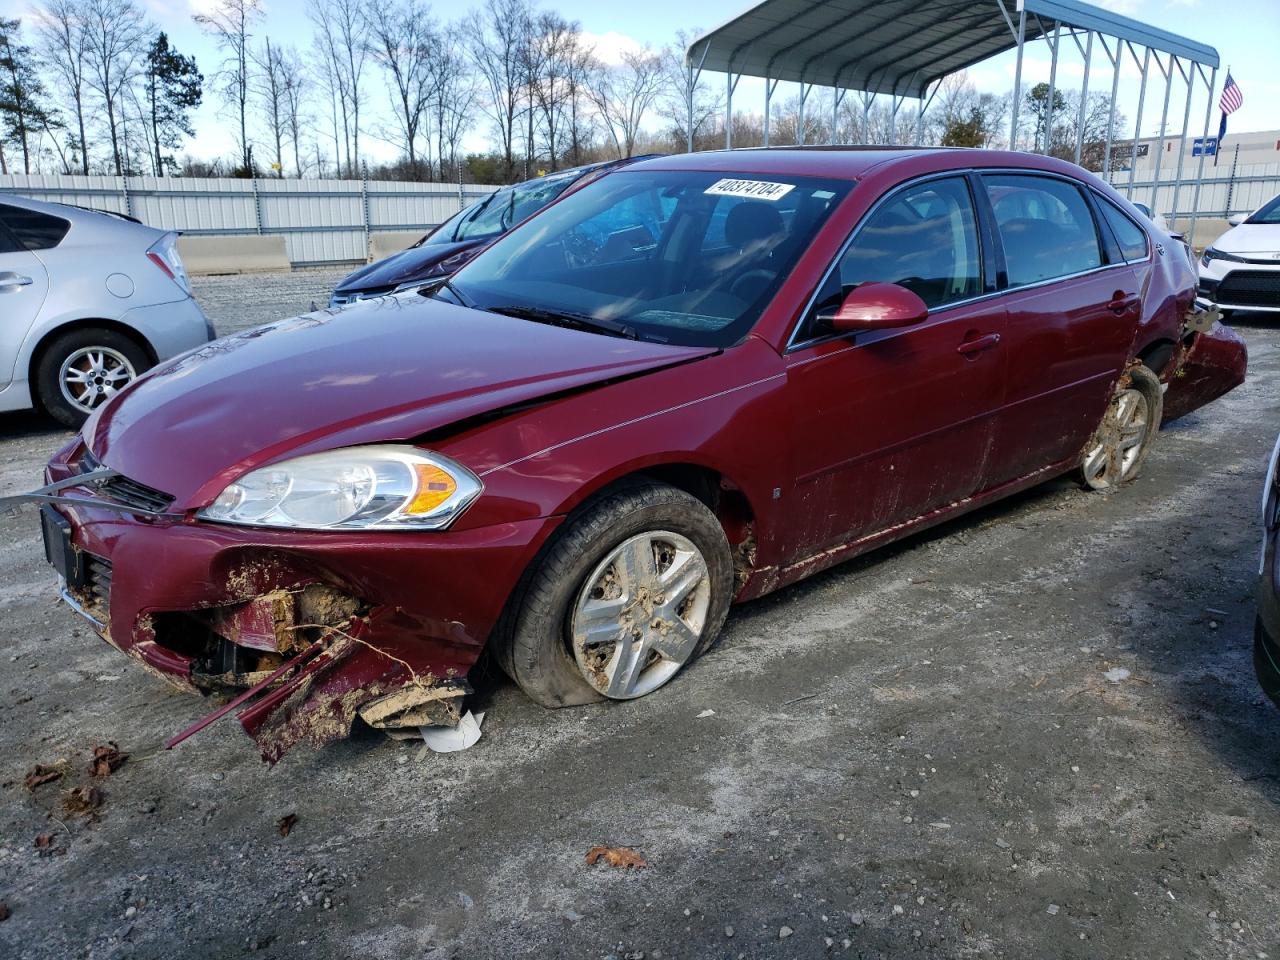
[1135, 337, 1179, 380]
[559, 458, 764, 588]
[27, 317, 159, 392]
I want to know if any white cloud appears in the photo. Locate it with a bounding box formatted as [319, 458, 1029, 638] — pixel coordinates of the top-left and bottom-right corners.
[577, 30, 649, 66]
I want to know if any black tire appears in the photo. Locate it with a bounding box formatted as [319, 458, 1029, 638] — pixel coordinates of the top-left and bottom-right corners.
[493, 480, 735, 708]
[1078, 364, 1163, 491]
[35, 327, 151, 429]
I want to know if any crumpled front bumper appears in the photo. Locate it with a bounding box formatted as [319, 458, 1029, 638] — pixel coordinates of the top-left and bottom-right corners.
[1161, 322, 1248, 423]
[41, 439, 560, 761]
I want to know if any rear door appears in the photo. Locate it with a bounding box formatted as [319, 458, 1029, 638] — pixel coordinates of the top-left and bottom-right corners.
[977, 173, 1143, 485]
[782, 174, 1007, 560]
[0, 205, 54, 389]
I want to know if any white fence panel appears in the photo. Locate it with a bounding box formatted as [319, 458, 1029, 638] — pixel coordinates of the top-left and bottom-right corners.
[0, 174, 501, 266]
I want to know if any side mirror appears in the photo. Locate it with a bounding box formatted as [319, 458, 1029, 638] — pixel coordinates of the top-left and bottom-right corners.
[1227, 213, 1247, 227]
[819, 282, 929, 332]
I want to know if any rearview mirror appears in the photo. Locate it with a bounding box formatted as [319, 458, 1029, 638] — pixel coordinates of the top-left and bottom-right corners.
[1228, 213, 1247, 227]
[819, 282, 929, 332]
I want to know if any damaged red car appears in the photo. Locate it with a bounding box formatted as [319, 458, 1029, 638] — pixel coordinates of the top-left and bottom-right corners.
[31, 148, 1246, 761]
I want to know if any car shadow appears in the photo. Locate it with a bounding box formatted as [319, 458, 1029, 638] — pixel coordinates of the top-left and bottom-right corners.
[0, 408, 68, 442]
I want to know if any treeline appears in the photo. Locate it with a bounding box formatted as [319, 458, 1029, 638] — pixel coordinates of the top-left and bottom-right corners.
[0, 1, 1124, 184]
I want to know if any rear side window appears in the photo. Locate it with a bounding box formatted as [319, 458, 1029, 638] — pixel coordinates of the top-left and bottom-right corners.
[0, 204, 71, 251]
[982, 174, 1102, 286]
[1097, 197, 1150, 262]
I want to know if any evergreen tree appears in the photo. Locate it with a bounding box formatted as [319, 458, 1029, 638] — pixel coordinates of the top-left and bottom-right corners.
[144, 32, 202, 175]
[0, 17, 56, 174]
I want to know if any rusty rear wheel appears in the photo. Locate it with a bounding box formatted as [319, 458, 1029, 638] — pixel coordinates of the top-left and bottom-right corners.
[1079, 364, 1163, 491]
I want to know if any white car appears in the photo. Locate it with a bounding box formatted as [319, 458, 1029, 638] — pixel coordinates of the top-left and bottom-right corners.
[1131, 200, 1170, 234]
[0, 195, 213, 427]
[1198, 194, 1280, 317]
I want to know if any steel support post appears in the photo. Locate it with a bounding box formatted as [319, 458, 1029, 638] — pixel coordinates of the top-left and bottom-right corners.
[1101, 36, 1121, 177]
[1187, 65, 1218, 246]
[685, 44, 709, 154]
[1126, 44, 1151, 197]
[1073, 31, 1093, 165]
[1149, 53, 1176, 213]
[1008, 2, 1026, 149]
[831, 88, 847, 144]
[1168, 57, 1195, 232]
[1044, 23, 1061, 153]
[764, 75, 777, 147]
[797, 82, 812, 145]
[862, 92, 872, 143]
[726, 70, 739, 149]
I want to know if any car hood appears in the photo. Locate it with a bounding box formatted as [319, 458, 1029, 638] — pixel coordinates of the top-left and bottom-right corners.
[334, 239, 486, 294]
[87, 295, 716, 508]
[1214, 223, 1280, 256]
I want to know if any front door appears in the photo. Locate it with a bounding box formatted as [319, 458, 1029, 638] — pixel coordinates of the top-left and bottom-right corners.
[0, 212, 49, 389]
[782, 175, 1006, 562]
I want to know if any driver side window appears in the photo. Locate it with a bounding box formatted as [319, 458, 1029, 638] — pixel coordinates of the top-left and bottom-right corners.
[797, 176, 982, 343]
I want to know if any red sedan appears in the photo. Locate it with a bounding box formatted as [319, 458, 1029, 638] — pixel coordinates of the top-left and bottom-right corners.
[33, 148, 1246, 760]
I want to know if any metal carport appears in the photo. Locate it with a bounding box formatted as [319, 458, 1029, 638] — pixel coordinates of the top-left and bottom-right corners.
[685, 0, 1221, 235]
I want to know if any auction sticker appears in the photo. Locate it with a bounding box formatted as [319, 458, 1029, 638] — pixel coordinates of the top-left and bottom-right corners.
[704, 178, 795, 201]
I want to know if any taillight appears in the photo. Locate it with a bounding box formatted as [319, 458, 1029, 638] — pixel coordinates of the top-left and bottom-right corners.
[146, 233, 191, 295]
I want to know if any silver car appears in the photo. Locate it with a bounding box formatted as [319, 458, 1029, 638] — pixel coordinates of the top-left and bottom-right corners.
[0, 195, 212, 427]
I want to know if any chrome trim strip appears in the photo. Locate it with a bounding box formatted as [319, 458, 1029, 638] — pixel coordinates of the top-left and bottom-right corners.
[59, 585, 105, 632]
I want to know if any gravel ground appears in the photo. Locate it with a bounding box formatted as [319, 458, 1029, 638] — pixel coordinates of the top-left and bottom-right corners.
[1, 273, 1278, 959]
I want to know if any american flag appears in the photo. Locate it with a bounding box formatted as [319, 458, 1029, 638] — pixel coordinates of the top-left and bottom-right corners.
[1217, 73, 1243, 153]
[1220, 73, 1244, 115]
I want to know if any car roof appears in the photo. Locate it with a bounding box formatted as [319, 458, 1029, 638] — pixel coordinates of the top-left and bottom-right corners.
[626, 146, 1096, 183]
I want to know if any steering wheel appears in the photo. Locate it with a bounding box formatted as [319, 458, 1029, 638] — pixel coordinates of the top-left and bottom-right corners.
[729, 268, 776, 301]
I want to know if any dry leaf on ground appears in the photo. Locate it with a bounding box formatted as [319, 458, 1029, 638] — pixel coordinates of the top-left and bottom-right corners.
[61, 785, 103, 817]
[88, 743, 128, 778]
[0, 901, 9, 921]
[33, 833, 57, 852]
[22, 764, 63, 791]
[277, 813, 298, 837]
[585, 845, 648, 869]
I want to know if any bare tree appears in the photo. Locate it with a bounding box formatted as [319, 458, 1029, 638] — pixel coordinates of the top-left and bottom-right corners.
[368, 0, 434, 177]
[35, 0, 93, 173]
[427, 31, 474, 178]
[527, 12, 580, 169]
[253, 37, 289, 176]
[82, 0, 149, 175]
[588, 47, 665, 159]
[306, 0, 369, 176]
[194, 0, 261, 175]
[659, 29, 722, 151]
[278, 48, 308, 177]
[466, 0, 532, 180]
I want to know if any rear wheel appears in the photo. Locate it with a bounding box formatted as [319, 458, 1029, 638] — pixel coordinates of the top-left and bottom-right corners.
[1079, 364, 1163, 491]
[494, 480, 734, 708]
[35, 328, 151, 428]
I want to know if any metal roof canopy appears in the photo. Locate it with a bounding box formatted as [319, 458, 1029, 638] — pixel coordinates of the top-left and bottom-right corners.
[683, 0, 1224, 243]
[686, 0, 1218, 99]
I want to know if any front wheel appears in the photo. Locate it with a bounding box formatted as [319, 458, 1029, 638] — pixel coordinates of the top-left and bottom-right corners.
[1079, 364, 1163, 491]
[494, 481, 734, 708]
[35, 328, 151, 428]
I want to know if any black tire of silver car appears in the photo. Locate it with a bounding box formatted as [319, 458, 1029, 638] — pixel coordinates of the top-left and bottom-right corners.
[35, 328, 151, 429]
[494, 480, 735, 708]
[1079, 364, 1163, 492]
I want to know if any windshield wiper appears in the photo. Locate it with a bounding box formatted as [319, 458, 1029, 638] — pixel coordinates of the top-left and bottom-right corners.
[487, 304, 639, 340]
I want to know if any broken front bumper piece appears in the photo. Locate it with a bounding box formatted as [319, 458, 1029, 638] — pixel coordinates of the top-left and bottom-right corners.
[17, 439, 560, 763]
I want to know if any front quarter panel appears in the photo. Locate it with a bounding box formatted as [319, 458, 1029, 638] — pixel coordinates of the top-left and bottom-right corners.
[438, 336, 789, 565]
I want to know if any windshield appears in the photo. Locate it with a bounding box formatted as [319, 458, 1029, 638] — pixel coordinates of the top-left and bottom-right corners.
[448, 169, 852, 347]
[455, 170, 582, 241]
[417, 202, 481, 247]
[1247, 195, 1280, 225]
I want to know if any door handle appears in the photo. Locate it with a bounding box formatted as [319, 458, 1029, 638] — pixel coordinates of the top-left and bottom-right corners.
[1107, 292, 1139, 315]
[0, 273, 34, 290]
[957, 332, 1001, 356]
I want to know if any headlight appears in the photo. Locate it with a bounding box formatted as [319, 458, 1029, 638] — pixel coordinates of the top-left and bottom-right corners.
[1202, 246, 1246, 266]
[199, 446, 482, 531]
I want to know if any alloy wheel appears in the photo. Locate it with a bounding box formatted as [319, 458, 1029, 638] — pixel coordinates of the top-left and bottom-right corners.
[1081, 387, 1150, 489]
[58, 346, 137, 414]
[570, 530, 712, 699]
